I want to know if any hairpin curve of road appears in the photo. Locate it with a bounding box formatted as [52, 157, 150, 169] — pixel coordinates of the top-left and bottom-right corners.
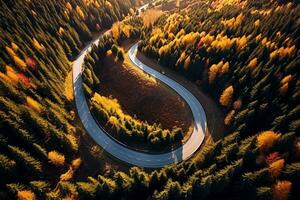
[72, 4, 207, 168]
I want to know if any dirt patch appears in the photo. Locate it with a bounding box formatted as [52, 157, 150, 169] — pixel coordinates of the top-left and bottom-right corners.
[94, 54, 193, 137]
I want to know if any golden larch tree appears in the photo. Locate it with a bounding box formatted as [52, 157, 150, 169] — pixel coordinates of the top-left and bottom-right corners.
[66, 2, 72, 11]
[122, 25, 132, 38]
[6, 65, 19, 84]
[209, 64, 218, 83]
[272, 180, 292, 200]
[254, 19, 260, 27]
[236, 35, 248, 51]
[184, 56, 191, 71]
[76, 5, 85, 19]
[108, 116, 119, 130]
[48, 151, 65, 166]
[279, 83, 289, 96]
[221, 61, 229, 74]
[33, 38, 46, 52]
[279, 75, 292, 96]
[60, 168, 74, 181]
[13, 55, 27, 70]
[111, 22, 121, 40]
[219, 85, 234, 107]
[26, 96, 42, 113]
[72, 158, 82, 170]
[18, 190, 36, 200]
[182, 32, 199, 46]
[6, 46, 16, 58]
[11, 42, 19, 52]
[105, 1, 113, 9]
[256, 33, 262, 41]
[269, 159, 285, 178]
[248, 58, 258, 70]
[280, 75, 292, 85]
[257, 131, 281, 150]
[224, 110, 235, 125]
[59, 27, 65, 35]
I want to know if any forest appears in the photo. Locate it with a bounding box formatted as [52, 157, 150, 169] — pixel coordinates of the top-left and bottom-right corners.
[82, 36, 185, 151]
[0, 0, 300, 199]
[139, 0, 300, 138]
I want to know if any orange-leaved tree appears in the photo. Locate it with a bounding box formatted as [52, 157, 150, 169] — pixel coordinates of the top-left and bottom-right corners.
[76, 5, 85, 19]
[248, 57, 258, 70]
[269, 159, 285, 178]
[48, 151, 65, 166]
[224, 110, 235, 125]
[257, 131, 281, 150]
[17, 190, 36, 200]
[219, 85, 234, 107]
[272, 180, 292, 200]
[26, 96, 42, 113]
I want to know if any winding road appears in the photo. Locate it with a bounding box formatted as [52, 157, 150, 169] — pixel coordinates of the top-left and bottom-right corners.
[73, 6, 207, 168]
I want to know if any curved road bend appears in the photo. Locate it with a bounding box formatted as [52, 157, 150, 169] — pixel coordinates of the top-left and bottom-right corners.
[72, 8, 207, 169]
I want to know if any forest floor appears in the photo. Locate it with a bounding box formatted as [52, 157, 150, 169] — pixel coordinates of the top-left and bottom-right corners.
[90, 40, 194, 153]
[136, 51, 225, 143]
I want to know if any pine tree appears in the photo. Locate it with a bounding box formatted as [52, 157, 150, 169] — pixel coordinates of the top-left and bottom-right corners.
[8, 145, 42, 177]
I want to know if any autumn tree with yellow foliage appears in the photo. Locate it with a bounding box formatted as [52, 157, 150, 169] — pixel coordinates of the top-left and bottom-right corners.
[272, 181, 292, 200]
[17, 190, 36, 200]
[219, 85, 234, 107]
[224, 110, 235, 125]
[48, 151, 65, 166]
[26, 96, 42, 113]
[269, 159, 285, 178]
[257, 131, 281, 150]
[279, 75, 292, 96]
[76, 5, 85, 19]
[248, 57, 258, 70]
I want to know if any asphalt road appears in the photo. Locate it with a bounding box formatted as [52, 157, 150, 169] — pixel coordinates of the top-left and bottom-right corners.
[72, 6, 207, 168]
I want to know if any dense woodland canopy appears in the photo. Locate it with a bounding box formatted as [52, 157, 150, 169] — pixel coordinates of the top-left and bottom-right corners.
[139, 0, 300, 138]
[0, 0, 300, 199]
[0, 0, 142, 199]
